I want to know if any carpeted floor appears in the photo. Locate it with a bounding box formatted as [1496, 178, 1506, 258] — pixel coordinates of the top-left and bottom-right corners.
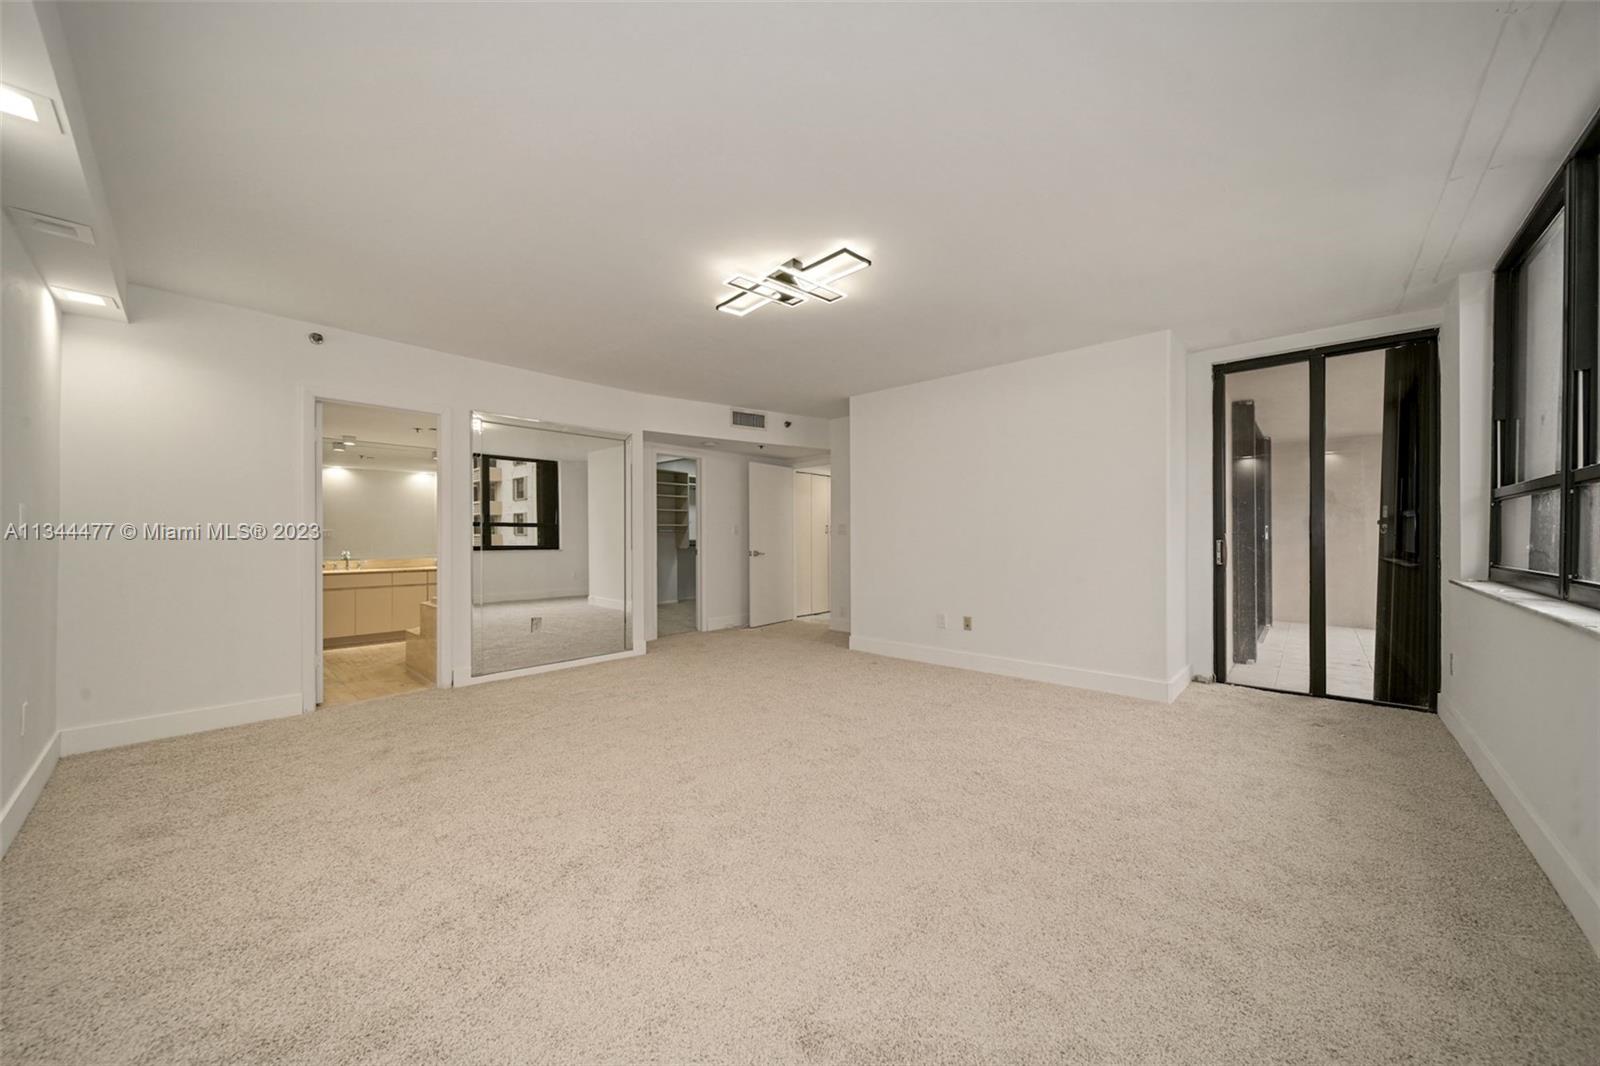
[656, 598, 697, 637]
[471, 596, 626, 675]
[3, 622, 1597, 1064]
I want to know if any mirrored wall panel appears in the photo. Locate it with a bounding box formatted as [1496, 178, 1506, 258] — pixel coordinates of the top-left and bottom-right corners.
[1222, 361, 1309, 695]
[470, 414, 630, 676]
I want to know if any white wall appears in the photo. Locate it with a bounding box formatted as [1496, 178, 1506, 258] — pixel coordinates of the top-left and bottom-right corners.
[0, 217, 62, 853]
[828, 416, 851, 634]
[1434, 272, 1600, 954]
[851, 330, 1189, 702]
[586, 446, 625, 610]
[320, 467, 437, 562]
[55, 285, 828, 749]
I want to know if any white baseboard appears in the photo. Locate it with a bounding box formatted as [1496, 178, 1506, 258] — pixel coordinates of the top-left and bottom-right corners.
[706, 613, 747, 632]
[1, 730, 60, 857]
[588, 595, 625, 610]
[1165, 665, 1192, 702]
[59, 693, 304, 757]
[1440, 694, 1600, 956]
[847, 636, 1180, 703]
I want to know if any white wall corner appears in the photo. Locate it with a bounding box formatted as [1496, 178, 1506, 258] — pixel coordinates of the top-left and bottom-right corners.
[58, 693, 304, 756]
[849, 635, 1181, 703]
[0, 730, 61, 858]
[1440, 695, 1600, 957]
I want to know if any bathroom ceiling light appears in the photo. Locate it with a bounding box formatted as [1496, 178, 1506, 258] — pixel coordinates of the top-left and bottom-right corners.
[51, 287, 115, 308]
[715, 247, 869, 316]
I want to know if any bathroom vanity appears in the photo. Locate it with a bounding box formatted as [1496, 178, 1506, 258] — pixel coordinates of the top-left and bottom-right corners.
[323, 561, 437, 645]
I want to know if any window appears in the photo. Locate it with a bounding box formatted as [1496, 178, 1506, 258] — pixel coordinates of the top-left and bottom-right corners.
[472, 453, 559, 549]
[1490, 107, 1600, 607]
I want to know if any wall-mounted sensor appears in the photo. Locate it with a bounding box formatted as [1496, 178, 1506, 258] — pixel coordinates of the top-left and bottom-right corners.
[308, 332, 325, 345]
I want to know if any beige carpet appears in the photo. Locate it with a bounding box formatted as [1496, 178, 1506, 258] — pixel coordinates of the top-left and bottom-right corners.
[3, 622, 1597, 1064]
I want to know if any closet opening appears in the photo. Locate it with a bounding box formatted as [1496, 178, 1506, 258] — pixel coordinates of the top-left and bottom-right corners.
[656, 454, 702, 637]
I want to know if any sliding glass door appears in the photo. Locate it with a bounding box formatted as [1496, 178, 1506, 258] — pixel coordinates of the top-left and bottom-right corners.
[1213, 332, 1440, 710]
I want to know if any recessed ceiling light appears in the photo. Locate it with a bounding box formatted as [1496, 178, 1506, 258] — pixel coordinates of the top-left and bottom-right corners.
[9, 209, 95, 245]
[0, 85, 39, 122]
[50, 287, 113, 308]
[715, 247, 870, 316]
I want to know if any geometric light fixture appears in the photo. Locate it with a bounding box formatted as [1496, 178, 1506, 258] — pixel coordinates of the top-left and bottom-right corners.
[716, 247, 871, 317]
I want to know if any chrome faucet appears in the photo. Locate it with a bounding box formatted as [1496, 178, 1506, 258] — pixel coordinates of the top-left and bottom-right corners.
[340, 550, 353, 570]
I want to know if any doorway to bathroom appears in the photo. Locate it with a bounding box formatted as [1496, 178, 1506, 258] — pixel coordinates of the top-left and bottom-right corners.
[317, 401, 440, 708]
[1211, 330, 1440, 710]
[655, 455, 702, 637]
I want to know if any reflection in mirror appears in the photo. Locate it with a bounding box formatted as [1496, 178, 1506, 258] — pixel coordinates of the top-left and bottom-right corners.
[470, 414, 630, 675]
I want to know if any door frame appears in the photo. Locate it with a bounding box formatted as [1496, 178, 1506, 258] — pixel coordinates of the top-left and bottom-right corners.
[1210, 328, 1441, 711]
[645, 449, 706, 639]
[302, 391, 452, 711]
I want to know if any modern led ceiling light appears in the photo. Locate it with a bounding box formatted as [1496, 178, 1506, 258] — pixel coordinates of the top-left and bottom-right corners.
[715, 247, 870, 316]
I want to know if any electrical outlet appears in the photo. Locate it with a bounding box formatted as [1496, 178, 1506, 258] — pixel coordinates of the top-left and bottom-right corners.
[936, 612, 947, 630]
[963, 616, 973, 631]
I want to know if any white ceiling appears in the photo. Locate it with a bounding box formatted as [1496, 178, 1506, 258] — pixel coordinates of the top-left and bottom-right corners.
[1, 2, 127, 318]
[321, 401, 437, 471]
[54, 2, 1600, 416]
[322, 401, 437, 448]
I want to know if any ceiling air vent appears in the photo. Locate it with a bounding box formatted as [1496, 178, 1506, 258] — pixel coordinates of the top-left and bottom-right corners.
[731, 409, 767, 430]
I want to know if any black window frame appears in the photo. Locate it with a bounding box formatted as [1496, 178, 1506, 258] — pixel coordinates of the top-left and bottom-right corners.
[472, 453, 560, 551]
[1490, 106, 1600, 609]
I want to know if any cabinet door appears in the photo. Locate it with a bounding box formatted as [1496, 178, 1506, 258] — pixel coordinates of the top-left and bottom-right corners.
[355, 587, 394, 634]
[324, 588, 357, 638]
[392, 583, 427, 632]
[812, 478, 830, 613]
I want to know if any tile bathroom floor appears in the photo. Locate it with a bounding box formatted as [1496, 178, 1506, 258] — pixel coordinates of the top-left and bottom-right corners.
[322, 641, 429, 708]
[1225, 622, 1375, 700]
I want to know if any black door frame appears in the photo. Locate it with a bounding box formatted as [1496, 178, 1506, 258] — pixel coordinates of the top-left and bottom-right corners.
[1210, 328, 1441, 712]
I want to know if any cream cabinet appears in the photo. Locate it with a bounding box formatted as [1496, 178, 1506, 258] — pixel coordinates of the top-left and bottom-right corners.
[324, 589, 356, 638]
[323, 568, 437, 645]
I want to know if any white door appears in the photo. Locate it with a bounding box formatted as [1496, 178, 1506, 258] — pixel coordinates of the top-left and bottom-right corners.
[811, 476, 830, 614]
[748, 461, 795, 626]
[793, 473, 813, 616]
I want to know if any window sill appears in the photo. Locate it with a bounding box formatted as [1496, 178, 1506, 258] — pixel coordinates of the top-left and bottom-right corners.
[1451, 580, 1600, 639]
